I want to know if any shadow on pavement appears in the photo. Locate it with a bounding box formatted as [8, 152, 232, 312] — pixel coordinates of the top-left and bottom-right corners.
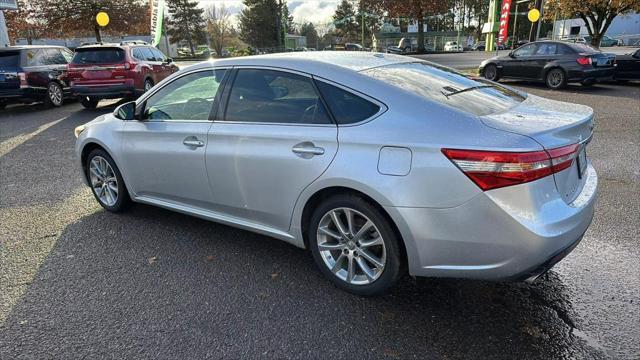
[0, 202, 605, 359]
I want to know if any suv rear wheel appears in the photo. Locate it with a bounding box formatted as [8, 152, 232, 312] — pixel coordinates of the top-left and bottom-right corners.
[46, 82, 63, 107]
[143, 79, 154, 93]
[80, 96, 99, 109]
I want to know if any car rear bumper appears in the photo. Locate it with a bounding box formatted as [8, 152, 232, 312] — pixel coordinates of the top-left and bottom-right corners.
[72, 80, 137, 99]
[386, 163, 597, 281]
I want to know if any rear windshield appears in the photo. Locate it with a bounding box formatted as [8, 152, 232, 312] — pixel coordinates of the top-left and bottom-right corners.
[361, 62, 526, 116]
[0, 51, 20, 67]
[568, 43, 599, 54]
[72, 48, 125, 64]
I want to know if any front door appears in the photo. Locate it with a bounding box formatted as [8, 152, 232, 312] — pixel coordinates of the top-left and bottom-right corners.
[206, 68, 338, 232]
[120, 69, 227, 208]
[502, 43, 536, 78]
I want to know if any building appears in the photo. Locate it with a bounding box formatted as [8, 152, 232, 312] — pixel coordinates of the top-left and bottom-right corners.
[285, 34, 307, 50]
[552, 11, 640, 45]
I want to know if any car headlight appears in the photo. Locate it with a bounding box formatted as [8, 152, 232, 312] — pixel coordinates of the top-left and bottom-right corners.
[74, 125, 86, 138]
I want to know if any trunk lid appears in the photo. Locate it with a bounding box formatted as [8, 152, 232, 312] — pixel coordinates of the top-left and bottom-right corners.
[480, 94, 594, 203]
[587, 52, 615, 68]
[0, 50, 21, 91]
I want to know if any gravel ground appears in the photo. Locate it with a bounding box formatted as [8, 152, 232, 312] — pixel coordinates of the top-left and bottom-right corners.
[1, 81, 638, 359]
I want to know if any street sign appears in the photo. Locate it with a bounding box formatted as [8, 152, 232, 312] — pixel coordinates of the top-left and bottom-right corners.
[0, 0, 18, 10]
[528, 9, 540, 22]
[96, 12, 109, 27]
[497, 0, 513, 45]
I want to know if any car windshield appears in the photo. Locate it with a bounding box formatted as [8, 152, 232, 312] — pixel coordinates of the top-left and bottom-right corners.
[72, 48, 125, 64]
[361, 62, 526, 116]
[0, 51, 20, 67]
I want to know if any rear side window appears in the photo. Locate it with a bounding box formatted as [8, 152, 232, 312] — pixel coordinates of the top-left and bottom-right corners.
[44, 49, 68, 64]
[315, 81, 380, 124]
[25, 49, 47, 66]
[534, 43, 557, 55]
[225, 69, 332, 125]
[72, 48, 125, 64]
[0, 51, 20, 67]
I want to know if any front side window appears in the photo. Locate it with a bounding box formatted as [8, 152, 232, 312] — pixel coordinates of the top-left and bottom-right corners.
[315, 81, 380, 125]
[142, 69, 226, 121]
[225, 69, 332, 125]
[361, 62, 525, 116]
[150, 48, 166, 61]
[513, 44, 535, 57]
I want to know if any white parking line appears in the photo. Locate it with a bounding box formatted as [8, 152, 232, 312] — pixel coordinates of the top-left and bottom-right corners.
[0, 117, 67, 158]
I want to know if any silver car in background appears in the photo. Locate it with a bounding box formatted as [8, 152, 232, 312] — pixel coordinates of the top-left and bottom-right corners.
[74, 52, 597, 296]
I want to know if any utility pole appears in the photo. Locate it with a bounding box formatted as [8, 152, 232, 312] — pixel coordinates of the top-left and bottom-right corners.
[361, 12, 365, 47]
[276, 0, 282, 51]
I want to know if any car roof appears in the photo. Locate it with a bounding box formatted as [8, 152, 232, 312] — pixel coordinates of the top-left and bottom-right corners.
[186, 52, 415, 74]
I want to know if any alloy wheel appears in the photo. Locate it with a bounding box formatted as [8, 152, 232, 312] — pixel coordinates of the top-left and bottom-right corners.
[484, 65, 497, 81]
[316, 207, 386, 285]
[144, 80, 153, 92]
[547, 69, 564, 88]
[89, 156, 119, 207]
[48, 83, 63, 106]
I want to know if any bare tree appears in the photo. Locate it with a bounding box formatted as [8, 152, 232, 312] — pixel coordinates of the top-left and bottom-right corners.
[205, 3, 233, 56]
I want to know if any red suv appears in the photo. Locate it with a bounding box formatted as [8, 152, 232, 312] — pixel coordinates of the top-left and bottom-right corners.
[67, 43, 179, 109]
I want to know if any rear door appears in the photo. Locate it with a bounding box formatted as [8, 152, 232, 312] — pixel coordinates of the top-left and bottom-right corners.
[120, 69, 227, 207]
[529, 42, 558, 79]
[206, 68, 338, 232]
[149, 48, 173, 80]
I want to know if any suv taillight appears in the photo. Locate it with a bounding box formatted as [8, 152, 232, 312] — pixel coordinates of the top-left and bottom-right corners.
[441, 144, 579, 191]
[576, 57, 592, 66]
[18, 72, 28, 88]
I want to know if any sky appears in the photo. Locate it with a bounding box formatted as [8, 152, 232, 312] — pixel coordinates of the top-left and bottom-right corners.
[196, 0, 343, 26]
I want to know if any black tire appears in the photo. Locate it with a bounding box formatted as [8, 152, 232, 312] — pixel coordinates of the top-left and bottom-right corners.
[143, 78, 154, 93]
[545, 68, 567, 89]
[80, 96, 99, 109]
[0, 102, 6, 110]
[483, 64, 500, 82]
[308, 194, 404, 296]
[86, 149, 131, 212]
[45, 82, 64, 107]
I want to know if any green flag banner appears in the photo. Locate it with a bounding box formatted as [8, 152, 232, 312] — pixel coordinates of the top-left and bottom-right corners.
[150, 0, 164, 46]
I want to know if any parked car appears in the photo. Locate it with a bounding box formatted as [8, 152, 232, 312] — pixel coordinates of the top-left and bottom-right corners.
[74, 52, 597, 296]
[479, 41, 615, 89]
[444, 41, 463, 52]
[614, 48, 640, 81]
[67, 44, 179, 109]
[0, 45, 74, 109]
[581, 35, 620, 47]
[472, 41, 486, 51]
[345, 43, 364, 51]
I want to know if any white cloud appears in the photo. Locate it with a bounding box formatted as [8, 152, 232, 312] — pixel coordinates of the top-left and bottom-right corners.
[197, 0, 340, 25]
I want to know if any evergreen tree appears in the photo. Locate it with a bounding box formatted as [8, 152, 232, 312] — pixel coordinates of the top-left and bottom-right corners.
[166, 0, 207, 56]
[299, 22, 319, 49]
[282, 2, 295, 34]
[333, 0, 358, 42]
[239, 0, 280, 49]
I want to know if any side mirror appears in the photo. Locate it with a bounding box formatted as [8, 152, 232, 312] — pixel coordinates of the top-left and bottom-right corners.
[508, 51, 515, 58]
[114, 101, 136, 120]
[165, 58, 173, 63]
[633, 51, 640, 59]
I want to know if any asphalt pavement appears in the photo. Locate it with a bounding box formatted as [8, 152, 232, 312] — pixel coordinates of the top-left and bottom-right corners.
[1, 75, 639, 358]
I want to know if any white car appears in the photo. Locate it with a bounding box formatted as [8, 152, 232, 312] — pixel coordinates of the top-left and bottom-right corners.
[444, 41, 463, 52]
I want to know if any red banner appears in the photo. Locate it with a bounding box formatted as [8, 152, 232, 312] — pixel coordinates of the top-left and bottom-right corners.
[497, 0, 512, 45]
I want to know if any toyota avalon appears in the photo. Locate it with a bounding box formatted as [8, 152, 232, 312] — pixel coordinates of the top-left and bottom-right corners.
[74, 52, 597, 296]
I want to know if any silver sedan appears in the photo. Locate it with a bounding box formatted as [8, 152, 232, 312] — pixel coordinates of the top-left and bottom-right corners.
[74, 52, 597, 296]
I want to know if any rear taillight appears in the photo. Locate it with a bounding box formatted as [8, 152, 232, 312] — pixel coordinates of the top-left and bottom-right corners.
[576, 57, 592, 66]
[442, 144, 580, 191]
[18, 72, 28, 88]
[125, 62, 137, 70]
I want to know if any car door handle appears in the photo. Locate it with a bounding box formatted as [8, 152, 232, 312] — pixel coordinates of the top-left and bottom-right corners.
[183, 138, 205, 147]
[292, 142, 325, 157]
